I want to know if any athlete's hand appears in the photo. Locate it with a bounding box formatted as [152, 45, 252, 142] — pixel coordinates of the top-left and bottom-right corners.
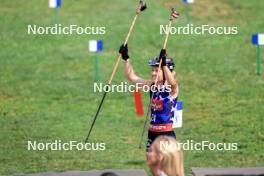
[159, 49, 166, 66]
[119, 44, 129, 61]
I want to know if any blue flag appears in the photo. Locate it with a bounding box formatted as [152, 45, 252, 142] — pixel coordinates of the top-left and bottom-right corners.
[183, 0, 194, 4]
[49, 0, 61, 8]
[89, 40, 103, 52]
[252, 34, 264, 45]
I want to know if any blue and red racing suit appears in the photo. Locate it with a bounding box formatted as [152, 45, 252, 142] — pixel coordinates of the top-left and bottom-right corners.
[146, 86, 178, 150]
[149, 87, 177, 132]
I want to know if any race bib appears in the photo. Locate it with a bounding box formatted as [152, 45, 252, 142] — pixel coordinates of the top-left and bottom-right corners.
[173, 101, 183, 128]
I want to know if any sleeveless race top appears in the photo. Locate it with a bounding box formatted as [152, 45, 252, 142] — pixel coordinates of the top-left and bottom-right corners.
[149, 86, 178, 132]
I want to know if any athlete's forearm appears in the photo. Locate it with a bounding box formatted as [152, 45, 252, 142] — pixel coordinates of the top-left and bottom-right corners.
[123, 59, 153, 86]
[162, 66, 177, 86]
[124, 59, 136, 82]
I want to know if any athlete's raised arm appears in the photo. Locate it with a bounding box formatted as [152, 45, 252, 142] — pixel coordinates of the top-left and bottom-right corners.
[119, 44, 153, 87]
[159, 49, 178, 97]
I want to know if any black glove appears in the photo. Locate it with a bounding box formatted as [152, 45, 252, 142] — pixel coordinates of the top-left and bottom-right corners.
[159, 49, 166, 66]
[119, 44, 129, 61]
[140, 4, 147, 11]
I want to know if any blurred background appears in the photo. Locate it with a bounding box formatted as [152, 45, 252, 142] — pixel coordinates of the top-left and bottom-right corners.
[0, 0, 263, 175]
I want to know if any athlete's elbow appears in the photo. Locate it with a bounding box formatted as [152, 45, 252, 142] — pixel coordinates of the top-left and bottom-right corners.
[170, 82, 177, 90]
[127, 76, 134, 83]
[169, 80, 177, 87]
[129, 77, 138, 84]
[124, 74, 135, 83]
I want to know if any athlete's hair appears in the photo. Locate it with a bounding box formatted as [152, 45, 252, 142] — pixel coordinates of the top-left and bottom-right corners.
[151, 136, 184, 176]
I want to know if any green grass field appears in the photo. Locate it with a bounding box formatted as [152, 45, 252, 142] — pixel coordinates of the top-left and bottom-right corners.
[0, 0, 264, 175]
